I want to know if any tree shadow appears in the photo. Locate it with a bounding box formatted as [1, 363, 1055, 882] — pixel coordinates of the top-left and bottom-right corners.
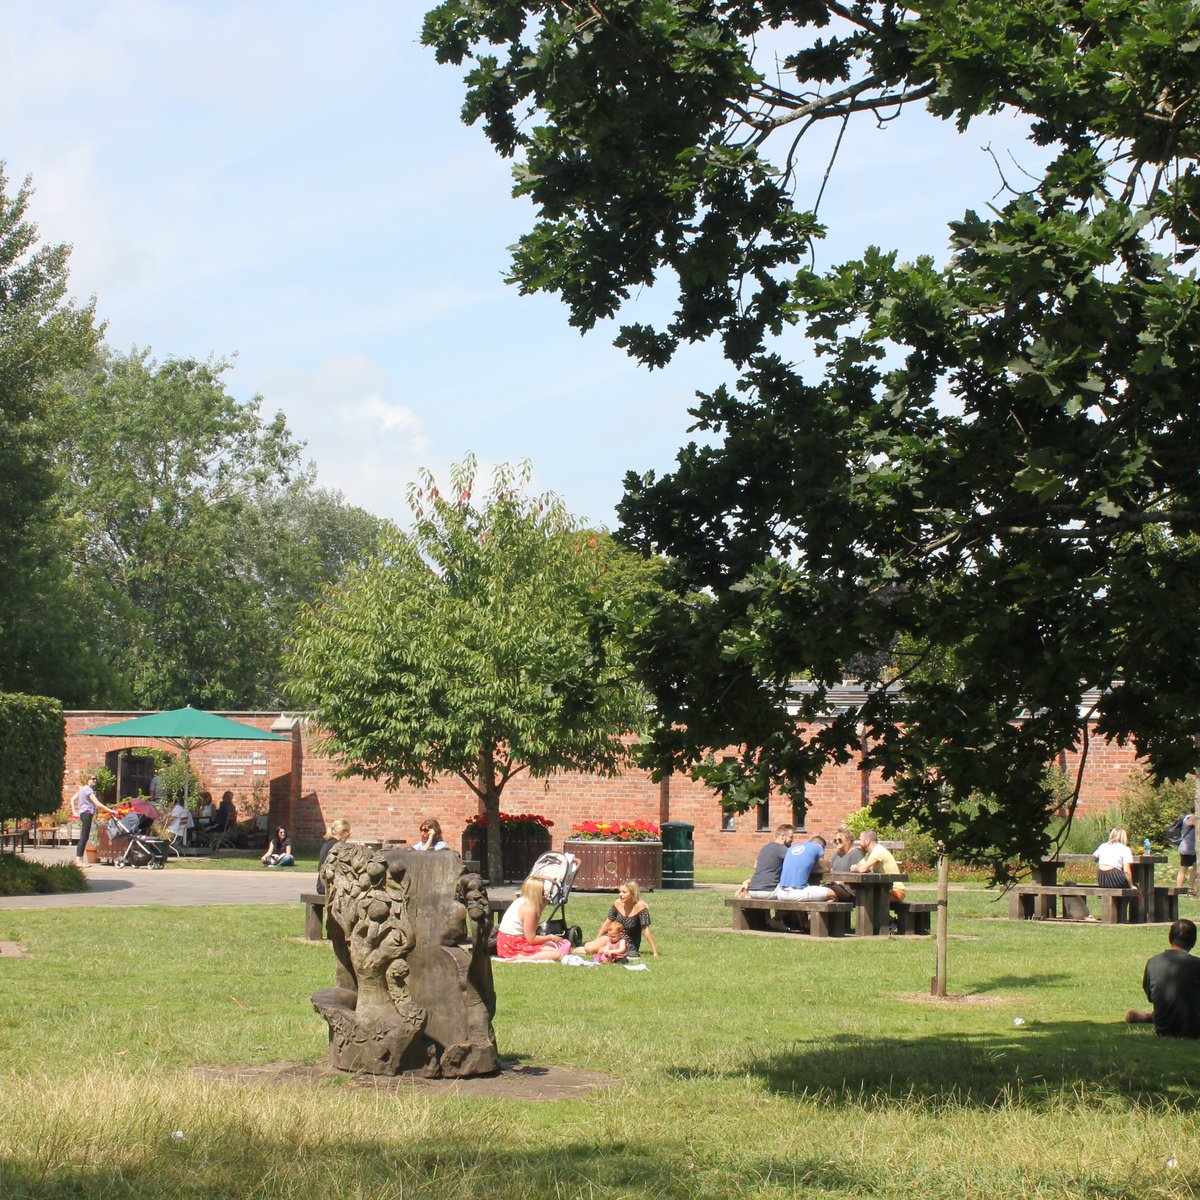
[969, 972, 1073, 991]
[668, 1024, 1200, 1110]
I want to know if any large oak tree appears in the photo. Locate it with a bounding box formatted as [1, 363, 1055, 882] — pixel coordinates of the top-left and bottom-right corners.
[425, 1, 1200, 870]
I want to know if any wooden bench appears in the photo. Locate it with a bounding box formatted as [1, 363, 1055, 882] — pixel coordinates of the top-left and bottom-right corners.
[726, 896, 853, 938]
[1010, 884, 1140, 924]
[891, 900, 936, 935]
[301, 891, 327, 941]
[0, 829, 28, 853]
[1153, 886, 1188, 922]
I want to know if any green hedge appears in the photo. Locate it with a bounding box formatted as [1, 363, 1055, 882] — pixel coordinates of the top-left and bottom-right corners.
[0, 694, 65, 822]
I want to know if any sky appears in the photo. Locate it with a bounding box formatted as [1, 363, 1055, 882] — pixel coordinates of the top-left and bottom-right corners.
[1, 1, 1041, 530]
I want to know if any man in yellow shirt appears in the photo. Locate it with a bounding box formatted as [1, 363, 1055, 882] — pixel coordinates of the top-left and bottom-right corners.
[851, 829, 906, 902]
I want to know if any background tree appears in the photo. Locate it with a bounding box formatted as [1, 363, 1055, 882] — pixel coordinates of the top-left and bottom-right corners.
[51, 349, 388, 710]
[288, 456, 651, 882]
[0, 165, 101, 698]
[425, 1, 1200, 871]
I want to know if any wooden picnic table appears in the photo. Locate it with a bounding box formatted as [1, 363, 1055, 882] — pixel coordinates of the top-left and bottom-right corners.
[806, 870, 909, 937]
[1030, 854, 1165, 923]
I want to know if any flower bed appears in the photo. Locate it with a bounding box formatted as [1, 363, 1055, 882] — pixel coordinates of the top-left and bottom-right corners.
[564, 821, 662, 890]
[568, 819, 660, 842]
[461, 812, 553, 882]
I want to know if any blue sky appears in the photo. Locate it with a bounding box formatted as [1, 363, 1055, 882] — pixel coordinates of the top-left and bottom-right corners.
[2, 2, 1039, 528]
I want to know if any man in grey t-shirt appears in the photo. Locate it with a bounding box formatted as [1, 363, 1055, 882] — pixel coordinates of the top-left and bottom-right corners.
[746, 824, 794, 897]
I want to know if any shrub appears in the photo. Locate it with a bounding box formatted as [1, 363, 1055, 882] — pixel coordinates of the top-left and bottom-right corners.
[1117, 770, 1196, 849]
[0, 852, 87, 897]
[841, 807, 937, 868]
[0, 694, 65, 822]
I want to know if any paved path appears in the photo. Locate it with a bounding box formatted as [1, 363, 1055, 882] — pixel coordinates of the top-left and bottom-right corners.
[4, 848, 519, 911]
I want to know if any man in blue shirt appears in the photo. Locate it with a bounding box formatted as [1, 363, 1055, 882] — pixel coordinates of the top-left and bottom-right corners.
[776, 836, 836, 901]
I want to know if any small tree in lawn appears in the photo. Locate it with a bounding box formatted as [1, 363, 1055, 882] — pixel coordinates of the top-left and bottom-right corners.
[288, 456, 650, 882]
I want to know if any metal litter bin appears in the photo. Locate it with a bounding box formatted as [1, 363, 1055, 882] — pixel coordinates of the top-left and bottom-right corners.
[661, 821, 694, 889]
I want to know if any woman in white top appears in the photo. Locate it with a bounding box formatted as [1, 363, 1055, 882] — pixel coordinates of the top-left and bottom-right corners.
[1094, 827, 1135, 888]
[496, 877, 570, 961]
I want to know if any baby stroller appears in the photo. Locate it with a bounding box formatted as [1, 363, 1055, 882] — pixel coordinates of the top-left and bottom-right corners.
[529, 851, 583, 947]
[108, 811, 167, 869]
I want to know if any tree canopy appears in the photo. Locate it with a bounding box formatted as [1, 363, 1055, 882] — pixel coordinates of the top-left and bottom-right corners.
[288, 457, 651, 881]
[425, 0, 1200, 869]
[50, 349, 389, 711]
[0, 165, 101, 698]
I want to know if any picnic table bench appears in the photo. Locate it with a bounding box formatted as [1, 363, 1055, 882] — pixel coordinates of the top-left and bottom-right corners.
[727, 872, 924, 938]
[1011, 853, 1171, 924]
[726, 896, 853, 937]
[1009, 883, 1140, 923]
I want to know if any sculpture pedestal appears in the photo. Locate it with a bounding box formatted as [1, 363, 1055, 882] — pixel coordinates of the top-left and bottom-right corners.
[313, 845, 499, 1078]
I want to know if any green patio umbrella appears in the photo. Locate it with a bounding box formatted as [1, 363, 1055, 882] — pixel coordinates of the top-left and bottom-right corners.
[83, 706, 291, 806]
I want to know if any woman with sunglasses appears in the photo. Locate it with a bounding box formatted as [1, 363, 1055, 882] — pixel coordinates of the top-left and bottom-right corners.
[414, 818, 448, 851]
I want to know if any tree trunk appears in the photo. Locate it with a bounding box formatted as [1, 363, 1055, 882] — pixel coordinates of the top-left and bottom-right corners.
[479, 747, 504, 884]
[933, 848, 949, 997]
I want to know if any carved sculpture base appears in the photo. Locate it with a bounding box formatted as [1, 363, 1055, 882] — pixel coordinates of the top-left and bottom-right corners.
[312, 845, 499, 1078]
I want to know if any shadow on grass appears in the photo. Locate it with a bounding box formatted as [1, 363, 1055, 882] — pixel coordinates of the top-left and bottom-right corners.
[673, 1025, 1200, 1110]
[970, 972, 1074, 991]
[0, 1140, 863, 1200]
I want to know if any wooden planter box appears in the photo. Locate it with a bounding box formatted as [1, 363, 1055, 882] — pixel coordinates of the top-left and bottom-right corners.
[562, 839, 662, 892]
[461, 825, 552, 882]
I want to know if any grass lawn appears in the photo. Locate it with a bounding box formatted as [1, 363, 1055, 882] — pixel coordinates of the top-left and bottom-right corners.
[2, 884, 1199, 1198]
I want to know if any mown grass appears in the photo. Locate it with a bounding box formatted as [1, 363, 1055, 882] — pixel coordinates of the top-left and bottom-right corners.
[2, 885, 1200, 1198]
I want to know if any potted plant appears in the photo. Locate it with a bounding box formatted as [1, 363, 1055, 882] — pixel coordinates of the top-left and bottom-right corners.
[563, 820, 662, 891]
[461, 812, 553, 882]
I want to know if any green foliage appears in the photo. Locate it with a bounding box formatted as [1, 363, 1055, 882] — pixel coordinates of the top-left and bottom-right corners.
[49, 351, 387, 710]
[1117, 769, 1197, 849]
[289, 455, 652, 881]
[154, 756, 201, 806]
[0, 165, 101, 698]
[0, 851, 86, 895]
[427, 0, 1200, 873]
[0, 693, 64, 821]
[91, 765, 116, 800]
[841, 806, 938, 868]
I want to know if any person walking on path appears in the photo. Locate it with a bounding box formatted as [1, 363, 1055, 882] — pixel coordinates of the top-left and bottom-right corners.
[70, 775, 112, 868]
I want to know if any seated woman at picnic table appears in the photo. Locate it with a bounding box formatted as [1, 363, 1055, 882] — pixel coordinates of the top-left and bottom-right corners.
[413, 817, 448, 850]
[1094, 827, 1135, 889]
[585, 880, 659, 958]
[588, 918, 629, 963]
[496, 876, 572, 961]
[166, 800, 191, 841]
[261, 825, 295, 868]
[850, 830, 907, 902]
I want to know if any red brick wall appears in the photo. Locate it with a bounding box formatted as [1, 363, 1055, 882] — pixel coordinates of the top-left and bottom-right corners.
[63, 712, 1150, 868]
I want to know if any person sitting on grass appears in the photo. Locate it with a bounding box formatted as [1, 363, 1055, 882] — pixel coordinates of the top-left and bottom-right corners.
[1126, 919, 1200, 1038]
[496, 877, 571, 962]
[261, 826, 295, 868]
[851, 830, 906, 902]
[586, 880, 659, 958]
[588, 919, 629, 963]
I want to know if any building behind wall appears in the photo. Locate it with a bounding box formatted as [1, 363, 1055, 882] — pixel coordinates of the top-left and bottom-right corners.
[63, 706, 1145, 868]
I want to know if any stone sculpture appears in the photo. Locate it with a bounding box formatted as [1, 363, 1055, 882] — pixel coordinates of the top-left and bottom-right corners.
[311, 843, 499, 1077]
